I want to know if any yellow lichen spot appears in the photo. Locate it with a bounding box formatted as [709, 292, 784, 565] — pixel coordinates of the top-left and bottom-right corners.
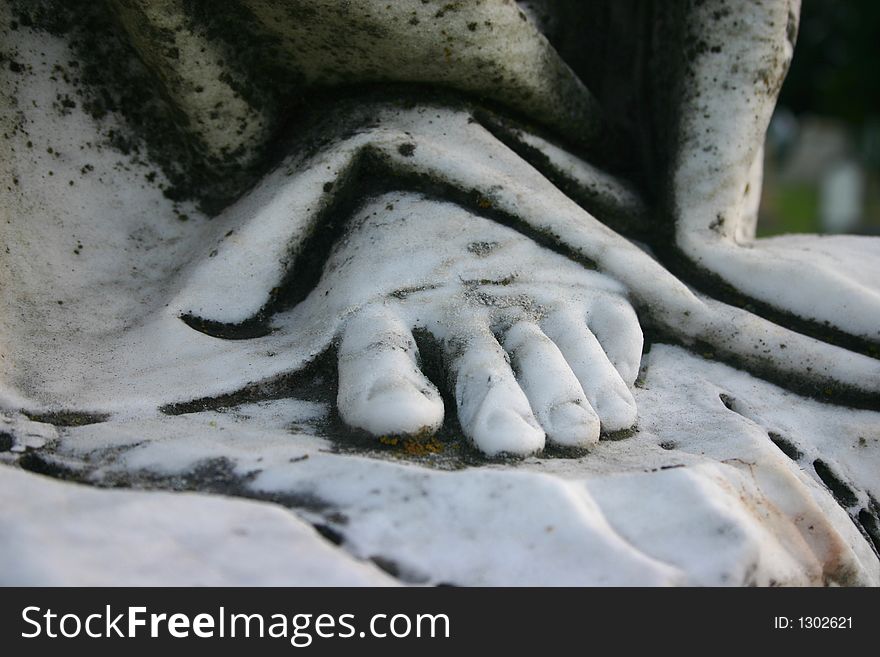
[477, 197, 492, 209]
[378, 430, 444, 457]
[401, 436, 444, 457]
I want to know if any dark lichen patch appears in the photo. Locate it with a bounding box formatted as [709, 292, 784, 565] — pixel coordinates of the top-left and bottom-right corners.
[397, 142, 416, 157]
[388, 283, 440, 300]
[0, 431, 14, 452]
[709, 213, 725, 232]
[767, 431, 802, 461]
[156, 457, 257, 495]
[180, 312, 272, 340]
[601, 425, 637, 441]
[466, 240, 499, 256]
[718, 393, 736, 411]
[813, 459, 859, 508]
[369, 555, 428, 584]
[658, 440, 677, 450]
[22, 409, 109, 427]
[857, 500, 880, 556]
[461, 274, 516, 287]
[162, 347, 340, 416]
[18, 451, 84, 481]
[540, 443, 592, 459]
[312, 523, 345, 546]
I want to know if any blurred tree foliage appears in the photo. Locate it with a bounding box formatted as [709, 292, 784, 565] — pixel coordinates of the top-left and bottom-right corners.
[782, 0, 880, 131]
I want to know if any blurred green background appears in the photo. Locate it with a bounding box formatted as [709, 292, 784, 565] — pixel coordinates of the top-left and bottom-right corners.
[759, 0, 880, 236]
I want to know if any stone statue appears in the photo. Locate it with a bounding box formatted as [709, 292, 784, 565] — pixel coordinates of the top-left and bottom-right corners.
[1, 0, 878, 585]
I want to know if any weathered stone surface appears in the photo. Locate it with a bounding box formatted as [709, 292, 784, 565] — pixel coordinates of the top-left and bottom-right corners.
[1, 1, 877, 585]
